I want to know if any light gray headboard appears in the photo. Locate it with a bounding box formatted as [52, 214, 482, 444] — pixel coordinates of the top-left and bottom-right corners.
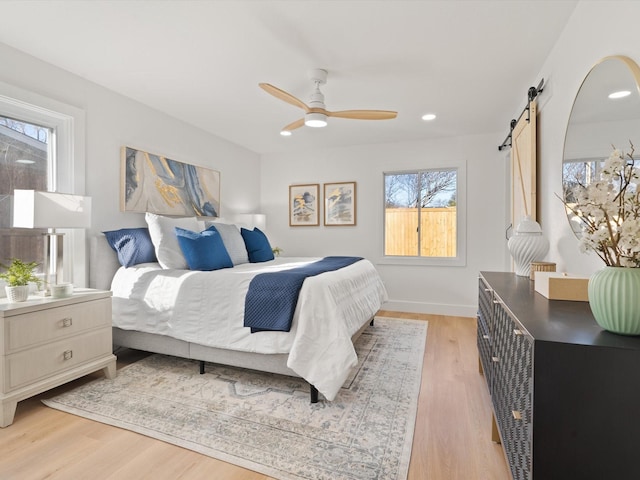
[89, 235, 121, 291]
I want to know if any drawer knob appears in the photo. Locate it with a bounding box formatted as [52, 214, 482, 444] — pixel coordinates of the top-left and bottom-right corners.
[63, 350, 73, 361]
[512, 410, 522, 420]
[62, 317, 73, 328]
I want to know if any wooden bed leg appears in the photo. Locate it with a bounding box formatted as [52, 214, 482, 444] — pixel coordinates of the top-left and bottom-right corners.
[199, 361, 205, 374]
[310, 384, 319, 403]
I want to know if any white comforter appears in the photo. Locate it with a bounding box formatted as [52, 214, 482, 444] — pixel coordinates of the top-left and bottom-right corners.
[111, 257, 387, 401]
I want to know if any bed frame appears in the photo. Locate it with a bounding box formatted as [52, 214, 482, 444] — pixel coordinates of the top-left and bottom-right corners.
[90, 235, 371, 403]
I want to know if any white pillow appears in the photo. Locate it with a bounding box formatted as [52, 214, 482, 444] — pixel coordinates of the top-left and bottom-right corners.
[204, 221, 249, 265]
[145, 212, 203, 269]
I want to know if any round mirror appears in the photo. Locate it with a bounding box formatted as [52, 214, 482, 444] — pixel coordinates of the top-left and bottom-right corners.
[562, 55, 640, 236]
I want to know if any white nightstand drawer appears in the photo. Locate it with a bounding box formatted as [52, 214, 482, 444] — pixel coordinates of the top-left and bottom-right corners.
[4, 327, 112, 391]
[5, 298, 111, 353]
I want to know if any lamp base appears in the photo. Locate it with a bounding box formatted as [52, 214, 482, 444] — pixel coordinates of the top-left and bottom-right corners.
[42, 232, 65, 294]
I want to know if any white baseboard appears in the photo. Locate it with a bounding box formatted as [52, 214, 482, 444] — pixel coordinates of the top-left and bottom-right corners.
[381, 300, 476, 318]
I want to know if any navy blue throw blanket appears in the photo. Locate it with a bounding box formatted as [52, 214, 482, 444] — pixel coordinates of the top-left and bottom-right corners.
[244, 256, 363, 333]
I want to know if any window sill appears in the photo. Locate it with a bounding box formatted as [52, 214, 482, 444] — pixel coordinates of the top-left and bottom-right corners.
[376, 255, 466, 267]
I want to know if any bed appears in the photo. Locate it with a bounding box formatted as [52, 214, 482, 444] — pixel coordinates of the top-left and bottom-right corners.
[89, 233, 387, 402]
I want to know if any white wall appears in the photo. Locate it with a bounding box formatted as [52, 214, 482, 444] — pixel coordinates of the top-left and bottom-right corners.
[535, 1, 640, 276]
[5, 1, 631, 311]
[0, 42, 261, 285]
[262, 1, 640, 317]
[261, 134, 509, 317]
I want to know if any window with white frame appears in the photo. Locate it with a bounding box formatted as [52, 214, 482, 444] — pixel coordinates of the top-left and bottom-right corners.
[383, 164, 466, 266]
[0, 83, 86, 286]
[0, 116, 53, 272]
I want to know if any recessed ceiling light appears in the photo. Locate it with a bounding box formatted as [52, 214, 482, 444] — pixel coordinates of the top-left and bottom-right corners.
[15, 159, 35, 164]
[421, 113, 436, 121]
[609, 90, 631, 99]
[280, 130, 292, 136]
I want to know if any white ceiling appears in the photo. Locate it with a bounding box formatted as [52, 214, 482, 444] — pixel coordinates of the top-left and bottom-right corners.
[0, 1, 578, 155]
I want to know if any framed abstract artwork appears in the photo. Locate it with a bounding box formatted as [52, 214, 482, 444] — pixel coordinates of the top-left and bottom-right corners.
[324, 182, 357, 226]
[121, 146, 220, 217]
[289, 184, 320, 226]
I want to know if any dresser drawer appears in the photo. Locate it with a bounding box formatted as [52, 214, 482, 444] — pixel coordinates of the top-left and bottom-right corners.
[4, 326, 112, 392]
[5, 298, 111, 353]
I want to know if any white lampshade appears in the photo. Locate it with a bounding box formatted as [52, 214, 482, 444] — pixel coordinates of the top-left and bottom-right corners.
[252, 214, 267, 231]
[235, 213, 267, 231]
[13, 190, 92, 229]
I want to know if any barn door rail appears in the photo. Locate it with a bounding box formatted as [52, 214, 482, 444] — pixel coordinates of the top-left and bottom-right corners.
[498, 79, 544, 151]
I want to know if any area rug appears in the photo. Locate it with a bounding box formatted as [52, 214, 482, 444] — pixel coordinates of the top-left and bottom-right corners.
[43, 317, 427, 480]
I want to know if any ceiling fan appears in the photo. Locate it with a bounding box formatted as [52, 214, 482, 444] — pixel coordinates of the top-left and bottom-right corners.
[259, 69, 397, 134]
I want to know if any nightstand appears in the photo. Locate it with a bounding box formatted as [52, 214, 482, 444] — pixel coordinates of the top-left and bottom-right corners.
[0, 289, 116, 427]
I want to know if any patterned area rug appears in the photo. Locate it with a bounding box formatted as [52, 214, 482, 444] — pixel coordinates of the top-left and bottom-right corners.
[43, 317, 427, 480]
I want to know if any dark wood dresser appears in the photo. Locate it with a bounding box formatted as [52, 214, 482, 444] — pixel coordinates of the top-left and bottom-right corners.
[478, 271, 640, 480]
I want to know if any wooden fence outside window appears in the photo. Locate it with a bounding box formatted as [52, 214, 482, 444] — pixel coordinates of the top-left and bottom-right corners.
[385, 207, 456, 257]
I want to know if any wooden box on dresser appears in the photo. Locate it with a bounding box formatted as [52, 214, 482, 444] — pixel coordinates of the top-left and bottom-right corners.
[0, 289, 116, 427]
[478, 272, 640, 480]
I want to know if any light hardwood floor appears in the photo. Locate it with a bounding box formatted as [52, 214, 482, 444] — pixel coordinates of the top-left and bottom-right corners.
[0, 312, 511, 480]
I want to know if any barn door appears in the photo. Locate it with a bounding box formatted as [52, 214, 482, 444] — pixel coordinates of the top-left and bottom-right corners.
[511, 100, 537, 228]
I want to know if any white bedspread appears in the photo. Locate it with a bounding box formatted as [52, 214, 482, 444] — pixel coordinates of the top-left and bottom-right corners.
[111, 257, 387, 400]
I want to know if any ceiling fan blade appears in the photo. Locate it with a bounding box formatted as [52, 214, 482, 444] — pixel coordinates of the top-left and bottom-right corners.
[282, 118, 305, 132]
[327, 110, 398, 120]
[259, 83, 310, 112]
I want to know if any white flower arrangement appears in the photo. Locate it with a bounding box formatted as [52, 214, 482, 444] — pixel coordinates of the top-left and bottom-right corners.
[564, 144, 640, 267]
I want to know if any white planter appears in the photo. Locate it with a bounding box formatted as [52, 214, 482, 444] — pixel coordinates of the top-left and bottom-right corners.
[5, 285, 30, 303]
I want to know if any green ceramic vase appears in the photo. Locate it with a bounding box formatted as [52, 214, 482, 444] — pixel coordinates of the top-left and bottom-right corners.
[588, 267, 640, 335]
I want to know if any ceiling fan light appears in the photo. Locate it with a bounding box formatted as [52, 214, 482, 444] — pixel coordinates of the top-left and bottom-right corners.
[305, 112, 327, 128]
[280, 130, 292, 136]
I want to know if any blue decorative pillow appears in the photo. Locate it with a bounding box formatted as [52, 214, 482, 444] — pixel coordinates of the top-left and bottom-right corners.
[174, 226, 233, 271]
[103, 227, 157, 267]
[240, 227, 275, 263]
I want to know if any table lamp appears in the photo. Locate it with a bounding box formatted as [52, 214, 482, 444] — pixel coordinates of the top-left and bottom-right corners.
[12, 189, 91, 295]
[235, 213, 267, 231]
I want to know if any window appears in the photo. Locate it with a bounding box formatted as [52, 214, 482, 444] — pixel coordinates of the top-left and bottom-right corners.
[0, 116, 53, 274]
[383, 164, 466, 266]
[562, 157, 603, 236]
[562, 157, 601, 202]
[0, 82, 86, 286]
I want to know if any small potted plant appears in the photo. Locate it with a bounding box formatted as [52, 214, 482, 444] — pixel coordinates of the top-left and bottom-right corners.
[0, 258, 41, 303]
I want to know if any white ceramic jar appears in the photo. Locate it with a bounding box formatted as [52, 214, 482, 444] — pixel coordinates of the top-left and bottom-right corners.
[508, 216, 550, 277]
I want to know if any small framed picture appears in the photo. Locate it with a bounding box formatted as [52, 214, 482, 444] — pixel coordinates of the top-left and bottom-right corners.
[289, 184, 320, 226]
[324, 182, 357, 226]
